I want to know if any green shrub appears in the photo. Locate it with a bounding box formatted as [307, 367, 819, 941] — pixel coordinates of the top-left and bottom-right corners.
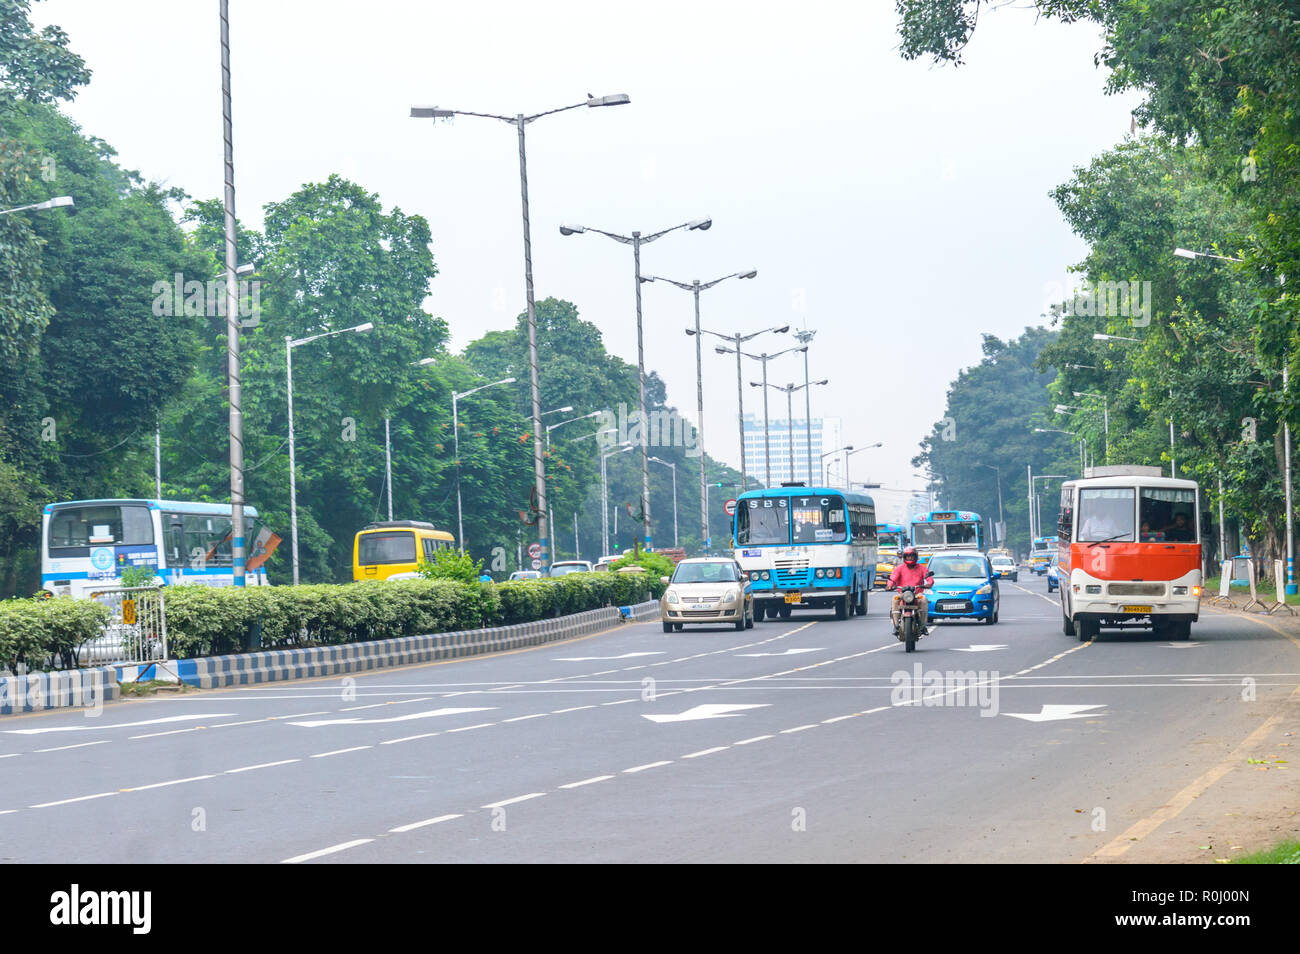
[610, 550, 675, 580]
[415, 549, 484, 584]
[0, 597, 110, 672]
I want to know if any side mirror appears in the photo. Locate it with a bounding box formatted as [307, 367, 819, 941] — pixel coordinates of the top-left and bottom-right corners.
[660, 576, 670, 584]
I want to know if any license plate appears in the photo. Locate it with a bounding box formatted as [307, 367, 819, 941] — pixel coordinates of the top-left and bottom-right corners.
[938, 601, 965, 611]
[784, 593, 802, 604]
[1122, 604, 1152, 613]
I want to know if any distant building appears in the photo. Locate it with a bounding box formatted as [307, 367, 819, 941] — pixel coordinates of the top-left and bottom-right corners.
[743, 414, 842, 487]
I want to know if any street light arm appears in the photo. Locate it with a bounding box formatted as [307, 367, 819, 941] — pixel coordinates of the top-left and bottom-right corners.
[454, 376, 516, 401]
[288, 321, 374, 349]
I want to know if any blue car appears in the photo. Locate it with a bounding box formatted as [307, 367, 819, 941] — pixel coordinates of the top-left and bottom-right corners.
[925, 552, 1000, 625]
[1046, 556, 1060, 593]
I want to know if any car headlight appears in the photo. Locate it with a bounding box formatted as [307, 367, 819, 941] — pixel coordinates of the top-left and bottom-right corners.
[721, 589, 739, 602]
[666, 590, 679, 604]
[760, 571, 771, 581]
[975, 584, 992, 595]
[815, 569, 824, 578]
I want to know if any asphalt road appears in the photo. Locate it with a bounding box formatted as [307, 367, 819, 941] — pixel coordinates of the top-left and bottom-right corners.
[2, 581, 1297, 863]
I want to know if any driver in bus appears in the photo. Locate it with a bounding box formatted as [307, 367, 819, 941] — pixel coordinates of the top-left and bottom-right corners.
[886, 546, 934, 635]
[1163, 512, 1193, 542]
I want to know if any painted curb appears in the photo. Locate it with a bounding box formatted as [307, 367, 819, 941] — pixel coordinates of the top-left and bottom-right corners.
[0, 667, 119, 715]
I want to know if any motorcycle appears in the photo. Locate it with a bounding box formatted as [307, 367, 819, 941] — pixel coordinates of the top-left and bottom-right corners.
[893, 585, 925, 653]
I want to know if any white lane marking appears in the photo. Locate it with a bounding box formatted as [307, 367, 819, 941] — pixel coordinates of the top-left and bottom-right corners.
[502, 713, 548, 723]
[267, 711, 328, 720]
[642, 703, 769, 723]
[682, 746, 730, 759]
[34, 740, 110, 753]
[554, 652, 663, 661]
[289, 707, 494, 728]
[121, 775, 214, 792]
[209, 719, 264, 728]
[552, 706, 596, 713]
[559, 775, 614, 789]
[130, 727, 206, 740]
[733, 735, 773, 745]
[282, 839, 373, 864]
[338, 702, 389, 712]
[623, 761, 672, 774]
[735, 648, 824, 657]
[1162, 642, 1204, 649]
[388, 814, 462, 833]
[780, 724, 817, 734]
[591, 670, 617, 676]
[0, 753, 19, 759]
[225, 759, 300, 774]
[445, 722, 495, 733]
[31, 791, 117, 809]
[311, 746, 372, 758]
[6, 713, 234, 735]
[952, 645, 1008, 653]
[1003, 704, 1107, 723]
[822, 714, 856, 724]
[601, 699, 636, 706]
[482, 793, 546, 808]
[379, 732, 441, 745]
[1014, 641, 1091, 675]
[0, 809, 17, 815]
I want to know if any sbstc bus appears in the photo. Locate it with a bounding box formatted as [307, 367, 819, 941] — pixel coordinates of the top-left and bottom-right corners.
[910, 510, 984, 562]
[1056, 465, 1203, 641]
[1028, 535, 1059, 574]
[42, 498, 273, 597]
[732, 484, 878, 620]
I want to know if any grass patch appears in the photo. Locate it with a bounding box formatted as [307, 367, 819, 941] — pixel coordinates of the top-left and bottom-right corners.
[1204, 575, 1300, 606]
[1231, 840, 1300, 864]
[119, 680, 191, 698]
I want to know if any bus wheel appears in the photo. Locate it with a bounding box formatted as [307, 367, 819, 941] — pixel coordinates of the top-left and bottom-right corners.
[778, 604, 792, 619]
[1175, 620, 1191, 640]
[857, 588, 868, 615]
[1062, 610, 1075, 637]
[835, 595, 849, 620]
[1078, 618, 1097, 642]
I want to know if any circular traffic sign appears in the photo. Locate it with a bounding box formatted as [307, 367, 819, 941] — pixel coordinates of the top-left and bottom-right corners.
[531, 558, 543, 570]
[723, 498, 737, 517]
[528, 542, 541, 559]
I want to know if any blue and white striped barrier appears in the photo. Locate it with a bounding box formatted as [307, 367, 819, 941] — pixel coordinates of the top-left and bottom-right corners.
[0, 667, 118, 715]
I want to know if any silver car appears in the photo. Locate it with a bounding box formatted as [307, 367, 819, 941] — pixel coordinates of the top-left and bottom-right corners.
[660, 558, 754, 632]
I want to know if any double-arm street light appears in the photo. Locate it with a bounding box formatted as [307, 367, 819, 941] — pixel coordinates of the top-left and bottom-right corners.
[450, 376, 516, 553]
[648, 456, 678, 547]
[845, 443, 883, 489]
[561, 218, 712, 550]
[689, 323, 789, 491]
[601, 443, 636, 556]
[718, 344, 806, 486]
[793, 329, 818, 484]
[286, 322, 374, 584]
[821, 444, 854, 486]
[1174, 245, 1294, 594]
[750, 380, 829, 483]
[411, 92, 629, 569]
[643, 269, 757, 550]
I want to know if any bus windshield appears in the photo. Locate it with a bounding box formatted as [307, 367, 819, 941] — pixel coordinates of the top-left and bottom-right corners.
[1077, 488, 1135, 542]
[913, 522, 977, 547]
[736, 497, 790, 545]
[878, 530, 905, 550]
[1138, 487, 1197, 542]
[48, 503, 153, 551]
[790, 495, 847, 544]
[358, 531, 417, 565]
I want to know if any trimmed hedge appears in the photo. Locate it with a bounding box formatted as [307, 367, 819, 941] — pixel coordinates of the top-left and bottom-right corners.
[0, 597, 111, 672]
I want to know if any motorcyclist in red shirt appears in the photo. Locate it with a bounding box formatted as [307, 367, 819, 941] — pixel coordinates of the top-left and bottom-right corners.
[886, 546, 934, 635]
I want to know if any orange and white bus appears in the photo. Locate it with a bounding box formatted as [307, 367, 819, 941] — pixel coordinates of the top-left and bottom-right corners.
[1056, 466, 1203, 642]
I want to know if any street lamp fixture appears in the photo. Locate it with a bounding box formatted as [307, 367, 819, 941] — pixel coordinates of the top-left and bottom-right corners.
[0, 195, 74, 215]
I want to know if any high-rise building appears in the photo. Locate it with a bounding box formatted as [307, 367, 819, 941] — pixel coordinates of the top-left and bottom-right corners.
[743, 413, 842, 487]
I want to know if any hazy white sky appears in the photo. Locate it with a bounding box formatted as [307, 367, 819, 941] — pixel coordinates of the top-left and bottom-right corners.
[35, 0, 1139, 515]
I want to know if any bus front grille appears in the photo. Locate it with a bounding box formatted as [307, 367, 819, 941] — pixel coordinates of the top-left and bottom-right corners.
[1107, 582, 1165, 597]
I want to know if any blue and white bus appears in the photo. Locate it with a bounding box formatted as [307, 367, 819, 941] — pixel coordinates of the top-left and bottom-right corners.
[42, 499, 272, 597]
[910, 510, 983, 562]
[732, 485, 878, 620]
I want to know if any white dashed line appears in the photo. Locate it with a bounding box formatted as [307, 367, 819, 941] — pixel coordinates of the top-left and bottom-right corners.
[130, 727, 204, 740]
[502, 713, 548, 723]
[623, 761, 672, 774]
[682, 746, 730, 759]
[379, 732, 440, 745]
[310, 746, 372, 759]
[120, 774, 213, 792]
[282, 839, 373, 864]
[482, 793, 546, 808]
[31, 792, 116, 809]
[267, 712, 328, 720]
[388, 814, 462, 833]
[446, 722, 496, 733]
[552, 706, 596, 714]
[209, 719, 264, 728]
[35, 740, 110, 753]
[780, 724, 817, 734]
[821, 714, 856, 724]
[559, 775, 614, 789]
[225, 759, 300, 774]
[734, 735, 773, 745]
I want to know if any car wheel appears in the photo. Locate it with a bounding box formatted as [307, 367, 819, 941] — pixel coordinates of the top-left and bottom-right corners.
[734, 613, 746, 631]
[745, 608, 754, 629]
[662, 621, 672, 633]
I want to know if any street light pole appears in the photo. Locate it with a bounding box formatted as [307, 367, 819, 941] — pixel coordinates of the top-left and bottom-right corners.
[601, 443, 634, 556]
[649, 456, 678, 547]
[845, 443, 883, 489]
[794, 330, 817, 483]
[411, 94, 628, 570]
[451, 376, 516, 553]
[643, 269, 757, 548]
[384, 417, 393, 521]
[821, 445, 852, 487]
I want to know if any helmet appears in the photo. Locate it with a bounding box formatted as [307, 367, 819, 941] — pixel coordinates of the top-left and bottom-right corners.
[902, 546, 918, 565]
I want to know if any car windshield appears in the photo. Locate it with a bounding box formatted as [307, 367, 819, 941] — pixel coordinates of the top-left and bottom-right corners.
[549, 563, 588, 576]
[928, 556, 988, 579]
[672, 562, 739, 584]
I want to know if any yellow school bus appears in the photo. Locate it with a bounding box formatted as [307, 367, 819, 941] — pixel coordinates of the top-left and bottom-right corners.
[352, 521, 455, 581]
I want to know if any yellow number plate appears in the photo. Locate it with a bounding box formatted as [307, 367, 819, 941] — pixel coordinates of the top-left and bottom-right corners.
[784, 593, 802, 604]
[1122, 604, 1152, 613]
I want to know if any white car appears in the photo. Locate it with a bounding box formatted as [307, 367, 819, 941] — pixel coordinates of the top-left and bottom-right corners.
[660, 558, 754, 632]
[989, 555, 1018, 583]
[507, 570, 542, 581]
[548, 560, 593, 577]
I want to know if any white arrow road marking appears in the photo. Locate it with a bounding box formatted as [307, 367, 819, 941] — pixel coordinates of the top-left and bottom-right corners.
[1003, 704, 1107, 723]
[553, 652, 663, 661]
[952, 644, 1009, 653]
[734, 648, 824, 657]
[5, 713, 235, 735]
[290, 707, 493, 728]
[642, 703, 769, 723]
[1162, 642, 1203, 649]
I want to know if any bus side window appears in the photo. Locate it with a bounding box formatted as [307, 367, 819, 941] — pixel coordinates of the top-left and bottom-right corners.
[422, 538, 435, 562]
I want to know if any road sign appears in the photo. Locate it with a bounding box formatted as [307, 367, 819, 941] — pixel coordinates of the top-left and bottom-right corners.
[723, 499, 737, 516]
[527, 542, 541, 559]
[121, 599, 136, 626]
[531, 558, 542, 570]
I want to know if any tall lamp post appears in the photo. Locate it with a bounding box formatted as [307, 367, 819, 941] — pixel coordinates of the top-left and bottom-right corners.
[717, 344, 806, 486]
[973, 462, 1004, 544]
[411, 93, 629, 570]
[1034, 427, 1086, 475]
[793, 329, 817, 483]
[688, 323, 789, 490]
[560, 217, 712, 551]
[845, 442, 883, 490]
[648, 456, 678, 547]
[286, 322, 374, 584]
[821, 445, 853, 486]
[1174, 246, 1295, 595]
[750, 379, 829, 483]
[643, 268, 757, 550]
[451, 376, 516, 553]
